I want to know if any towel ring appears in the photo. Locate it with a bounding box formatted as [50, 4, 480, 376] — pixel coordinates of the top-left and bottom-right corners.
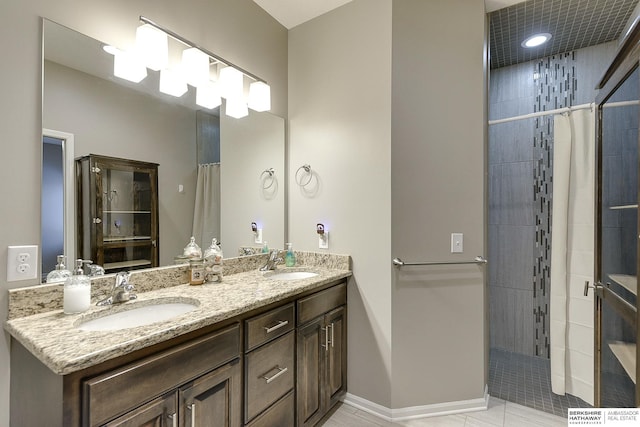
[295, 164, 313, 186]
[260, 168, 276, 190]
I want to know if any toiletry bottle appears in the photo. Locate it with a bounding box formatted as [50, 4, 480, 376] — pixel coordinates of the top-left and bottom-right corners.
[204, 238, 223, 283]
[189, 258, 205, 285]
[63, 259, 91, 314]
[46, 255, 72, 283]
[183, 236, 202, 258]
[285, 243, 296, 267]
[262, 241, 269, 253]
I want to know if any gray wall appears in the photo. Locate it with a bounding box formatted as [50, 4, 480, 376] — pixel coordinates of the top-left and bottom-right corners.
[488, 42, 617, 357]
[0, 1, 287, 424]
[288, 0, 394, 407]
[390, 0, 487, 406]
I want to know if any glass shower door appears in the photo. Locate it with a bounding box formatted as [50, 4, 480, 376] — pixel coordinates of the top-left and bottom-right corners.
[595, 65, 639, 407]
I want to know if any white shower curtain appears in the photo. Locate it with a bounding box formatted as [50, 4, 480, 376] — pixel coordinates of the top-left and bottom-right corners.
[192, 163, 221, 249]
[549, 109, 595, 405]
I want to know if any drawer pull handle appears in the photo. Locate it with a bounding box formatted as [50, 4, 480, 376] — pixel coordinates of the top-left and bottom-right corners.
[264, 320, 289, 334]
[168, 413, 178, 427]
[263, 366, 288, 384]
[187, 403, 196, 426]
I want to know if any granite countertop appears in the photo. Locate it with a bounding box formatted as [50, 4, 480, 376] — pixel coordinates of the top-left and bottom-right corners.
[5, 266, 351, 376]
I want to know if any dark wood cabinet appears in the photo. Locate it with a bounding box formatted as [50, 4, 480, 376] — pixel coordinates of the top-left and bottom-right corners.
[9, 280, 347, 427]
[296, 284, 347, 427]
[76, 154, 159, 273]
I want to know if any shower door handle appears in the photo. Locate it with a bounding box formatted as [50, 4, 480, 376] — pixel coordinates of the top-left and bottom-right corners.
[583, 281, 603, 296]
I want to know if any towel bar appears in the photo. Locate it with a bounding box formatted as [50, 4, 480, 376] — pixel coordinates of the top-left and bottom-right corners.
[392, 256, 487, 267]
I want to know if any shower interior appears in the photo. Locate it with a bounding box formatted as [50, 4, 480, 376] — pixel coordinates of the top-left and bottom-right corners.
[487, 43, 626, 417]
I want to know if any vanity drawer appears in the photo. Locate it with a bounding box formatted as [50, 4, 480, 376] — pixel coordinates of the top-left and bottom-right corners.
[83, 323, 240, 426]
[245, 331, 295, 422]
[297, 282, 346, 325]
[246, 390, 294, 427]
[245, 303, 294, 351]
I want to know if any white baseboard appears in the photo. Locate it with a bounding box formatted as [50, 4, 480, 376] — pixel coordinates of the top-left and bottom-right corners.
[342, 385, 490, 422]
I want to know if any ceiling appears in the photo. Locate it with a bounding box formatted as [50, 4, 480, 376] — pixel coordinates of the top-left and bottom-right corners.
[253, 0, 639, 70]
[489, 0, 639, 68]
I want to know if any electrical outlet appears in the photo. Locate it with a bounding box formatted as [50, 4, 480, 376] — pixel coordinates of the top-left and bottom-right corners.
[7, 245, 38, 281]
[254, 229, 263, 244]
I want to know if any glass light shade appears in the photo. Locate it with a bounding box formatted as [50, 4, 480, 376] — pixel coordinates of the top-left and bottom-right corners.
[521, 33, 552, 48]
[159, 68, 188, 97]
[113, 50, 147, 83]
[225, 98, 248, 119]
[182, 48, 210, 87]
[196, 81, 222, 109]
[248, 81, 271, 112]
[218, 66, 244, 100]
[135, 24, 168, 71]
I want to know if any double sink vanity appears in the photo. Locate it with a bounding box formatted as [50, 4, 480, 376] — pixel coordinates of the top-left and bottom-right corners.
[5, 251, 351, 427]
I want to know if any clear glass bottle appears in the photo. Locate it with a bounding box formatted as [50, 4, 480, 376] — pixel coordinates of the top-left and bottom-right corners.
[285, 243, 296, 267]
[46, 255, 72, 283]
[183, 236, 202, 258]
[63, 259, 91, 314]
[203, 238, 223, 283]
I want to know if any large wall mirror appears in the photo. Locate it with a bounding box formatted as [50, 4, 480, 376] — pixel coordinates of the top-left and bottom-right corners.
[41, 19, 285, 279]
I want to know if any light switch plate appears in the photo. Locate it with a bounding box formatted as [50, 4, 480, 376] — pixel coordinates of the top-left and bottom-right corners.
[254, 229, 263, 244]
[7, 245, 38, 281]
[451, 233, 463, 253]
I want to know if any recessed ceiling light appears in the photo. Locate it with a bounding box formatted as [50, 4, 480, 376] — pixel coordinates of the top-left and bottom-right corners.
[521, 33, 552, 48]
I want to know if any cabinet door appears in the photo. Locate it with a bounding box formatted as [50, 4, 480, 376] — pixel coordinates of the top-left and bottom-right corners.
[103, 392, 176, 427]
[296, 317, 325, 427]
[179, 359, 242, 427]
[325, 306, 347, 408]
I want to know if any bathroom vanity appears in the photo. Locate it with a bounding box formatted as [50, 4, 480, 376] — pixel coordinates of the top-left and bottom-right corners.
[6, 254, 350, 426]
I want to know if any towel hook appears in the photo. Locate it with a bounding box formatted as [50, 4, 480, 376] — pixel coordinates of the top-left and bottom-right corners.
[295, 164, 313, 186]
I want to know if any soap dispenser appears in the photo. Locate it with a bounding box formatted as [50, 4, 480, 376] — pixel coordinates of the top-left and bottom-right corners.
[63, 259, 91, 314]
[204, 238, 224, 283]
[285, 243, 296, 267]
[262, 241, 269, 253]
[46, 255, 72, 283]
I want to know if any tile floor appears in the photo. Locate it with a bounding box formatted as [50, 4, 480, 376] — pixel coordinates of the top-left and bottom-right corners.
[320, 397, 567, 426]
[488, 348, 591, 416]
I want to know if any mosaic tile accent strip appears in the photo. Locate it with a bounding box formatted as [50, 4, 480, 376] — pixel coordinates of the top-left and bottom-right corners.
[532, 52, 576, 358]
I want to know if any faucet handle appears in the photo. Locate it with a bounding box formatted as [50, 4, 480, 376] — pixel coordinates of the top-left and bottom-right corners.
[115, 271, 131, 286]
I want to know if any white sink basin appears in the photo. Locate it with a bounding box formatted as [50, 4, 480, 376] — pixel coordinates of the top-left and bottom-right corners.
[266, 271, 319, 281]
[77, 299, 199, 331]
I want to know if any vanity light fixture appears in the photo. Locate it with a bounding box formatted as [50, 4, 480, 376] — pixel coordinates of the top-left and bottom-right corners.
[521, 33, 552, 48]
[226, 97, 249, 119]
[159, 68, 188, 97]
[248, 81, 271, 112]
[182, 47, 210, 87]
[106, 16, 271, 117]
[196, 80, 222, 109]
[135, 23, 168, 71]
[113, 50, 147, 83]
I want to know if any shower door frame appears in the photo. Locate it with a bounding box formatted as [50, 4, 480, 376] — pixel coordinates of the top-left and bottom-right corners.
[594, 21, 640, 407]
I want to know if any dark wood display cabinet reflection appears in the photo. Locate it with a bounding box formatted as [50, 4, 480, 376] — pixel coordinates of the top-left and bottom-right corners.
[76, 154, 159, 273]
[593, 19, 640, 407]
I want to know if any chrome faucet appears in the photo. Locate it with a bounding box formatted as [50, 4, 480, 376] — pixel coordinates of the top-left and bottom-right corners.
[260, 250, 283, 271]
[97, 271, 137, 306]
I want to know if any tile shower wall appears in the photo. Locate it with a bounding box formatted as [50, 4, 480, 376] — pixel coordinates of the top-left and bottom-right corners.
[489, 42, 616, 358]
